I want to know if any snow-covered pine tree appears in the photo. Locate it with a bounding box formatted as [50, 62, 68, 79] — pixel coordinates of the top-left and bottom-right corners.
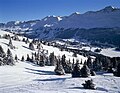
[0, 45, 6, 58]
[80, 64, 91, 77]
[49, 52, 55, 66]
[26, 54, 30, 61]
[21, 56, 24, 61]
[90, 70, 96, 76]
[54, 58, 65, 75]
[113, 62, 120, 77]
[61, 54, 66, 68]
[29, 42, 35, 50]
[103, 57, 111, 71]
[93, 57, 102, 71]
[39, 54, 45, 66]
[64, 59, 73, 73]
[72, 62, 81, 77]
[0, 45, 6, 65]
[25, 38, 29, 44]
[4, 49, 14, 65]
[9, 38, 14, 49]
[82, 79, 96, 89]
[15, 54, 18, 62]
[72, 58, 75, 68]
[86, 56, 93, 69]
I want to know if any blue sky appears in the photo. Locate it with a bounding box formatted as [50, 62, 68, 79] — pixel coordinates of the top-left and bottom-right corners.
[0, 0, 119, 23]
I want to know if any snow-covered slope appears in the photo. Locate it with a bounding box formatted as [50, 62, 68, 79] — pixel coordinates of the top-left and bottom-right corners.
[1, 61, 120, 93]
[0, 29, 87, 61]
[0, 29, 120, 93]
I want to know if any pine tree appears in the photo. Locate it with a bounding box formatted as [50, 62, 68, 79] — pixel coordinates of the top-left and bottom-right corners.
[80, 59, 83, 64]
[22, 38, 26, 42]
[0, 45, 6, 57]
[26, 54, 30, 61]
[82, 79, 96, 89]
[61, 54, 66, 68]
[31, 54, 35, 62]
[93, 57, 102, 71]
[104, 57, 111, 71]
[39, 54, 45, 66]
[64, 60, 73, 73]
[9, 38, 14, 49]
[72, 58, 75, 68]
[54, 58, 65, 75]
[4, 49, 14, 65]
[29, 42, 35, 50]
[72, 62, 81, 77]
[87, 56, 93, 69]
[113, 63, 120, 77]
[0, 45, 6, 65]
[25, 38, 29, 44]
[80, 64, 91, 77]
[72, 52, 77, 57]
[90, 70, 96, 76]
[49, 52, 55, 66]
[21, 56, 24, 61]
[15, 54, 18, 62]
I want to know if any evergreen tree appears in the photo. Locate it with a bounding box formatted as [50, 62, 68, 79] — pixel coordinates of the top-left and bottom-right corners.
[64, 60, 73, 73]
[22, 38, 26, 42]
[80, 64, 91, 77]
[72, 52, 77, 57]
[49, 52, 55, 66]
[87, 56, 93, 69]
[111, 57, 117, 69]
[21, 56, 24, 61]
[39, 54, 45, 66]
[54, 58, 65, 75]
[93, 57, 102, 71]
[82, 79, 96, 89]
[25, 38, 29, 44]
[26, 54, 30, 61]
[90, 70, 96, 76]
[15, 54, 18, 62]
[29, 42, 35, 50]
[113, 63, 120, 77]
[61, 54, 66, 68]
[4, 49, 14, 65]
[72, 58, 75, 68]
[61, 55, 72, 73]
[31, 54, 35, 62]
[80, 59, 83, 64]
[0, 45, 6, 57]
[0, 45, 6, 65]
[72, 62, 81, 77]
[9, 38, 14, 49]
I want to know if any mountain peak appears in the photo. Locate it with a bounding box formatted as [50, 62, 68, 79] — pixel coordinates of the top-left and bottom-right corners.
[104, 6, 115, 10]
[70, 12, 80, 16]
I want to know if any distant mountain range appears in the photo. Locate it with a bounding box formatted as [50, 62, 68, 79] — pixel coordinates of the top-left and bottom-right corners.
[0, 6, 120, 47]
[0, 6, 120, 29]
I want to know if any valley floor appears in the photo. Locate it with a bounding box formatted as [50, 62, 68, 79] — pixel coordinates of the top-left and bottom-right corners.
[0, 61, 120, 93]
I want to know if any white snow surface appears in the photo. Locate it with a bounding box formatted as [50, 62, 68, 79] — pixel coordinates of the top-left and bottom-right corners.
[0, 30, 120, 93]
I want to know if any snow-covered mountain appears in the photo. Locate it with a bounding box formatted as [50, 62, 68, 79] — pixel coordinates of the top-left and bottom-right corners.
[55, 6, 120, 28]
[1, 6, 120, 30]
[0, 6, 120, 44]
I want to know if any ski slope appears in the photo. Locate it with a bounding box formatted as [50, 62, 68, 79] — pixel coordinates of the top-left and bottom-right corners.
[0, 30, 120, 93]
[0, 60, 120, 93]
